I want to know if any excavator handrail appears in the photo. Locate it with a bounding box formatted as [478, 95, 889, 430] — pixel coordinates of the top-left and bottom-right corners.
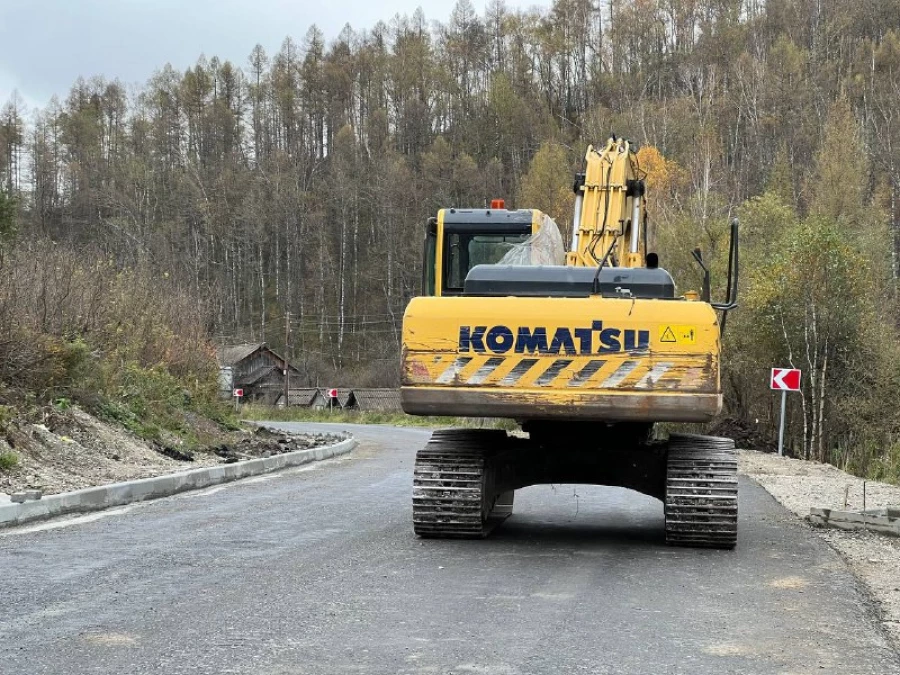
[712, 218, 739, 334]
[711, 218, 739, 311]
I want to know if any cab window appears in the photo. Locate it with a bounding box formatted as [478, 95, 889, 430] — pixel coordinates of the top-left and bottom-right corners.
[443, 233, 529, 293]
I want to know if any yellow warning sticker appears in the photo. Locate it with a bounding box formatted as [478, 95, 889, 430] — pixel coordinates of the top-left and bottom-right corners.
[659, 325, 697, 344]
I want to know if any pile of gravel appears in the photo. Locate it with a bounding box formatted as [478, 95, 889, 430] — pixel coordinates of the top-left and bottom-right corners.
[211, 429, 346, 463]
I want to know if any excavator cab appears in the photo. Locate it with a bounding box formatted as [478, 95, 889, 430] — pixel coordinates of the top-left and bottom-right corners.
[422, 204, 544, 297]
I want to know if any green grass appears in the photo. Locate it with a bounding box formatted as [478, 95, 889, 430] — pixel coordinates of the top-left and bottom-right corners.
[0, 450, 18, 472]
[237, 404, 517, 430]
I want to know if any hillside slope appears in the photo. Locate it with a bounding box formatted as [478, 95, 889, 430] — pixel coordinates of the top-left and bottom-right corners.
[0, 405, 339, 498]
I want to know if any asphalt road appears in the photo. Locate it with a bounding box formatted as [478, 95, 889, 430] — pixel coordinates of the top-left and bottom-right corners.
[1, 422, 898, 675]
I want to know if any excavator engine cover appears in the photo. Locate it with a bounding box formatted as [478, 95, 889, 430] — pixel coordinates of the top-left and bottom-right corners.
[401, 294, 721, 423]
[463, 264, 676, 299]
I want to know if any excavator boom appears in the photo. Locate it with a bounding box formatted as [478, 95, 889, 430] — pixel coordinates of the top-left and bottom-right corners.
[568, 138, 647, 269]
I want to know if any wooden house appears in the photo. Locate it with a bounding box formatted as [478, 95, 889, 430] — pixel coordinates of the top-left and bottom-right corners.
[281, 388, 320, 408]
[335, 388, 355, 408]
[216, 343, 302, 404]
[352, 389, 402, 413]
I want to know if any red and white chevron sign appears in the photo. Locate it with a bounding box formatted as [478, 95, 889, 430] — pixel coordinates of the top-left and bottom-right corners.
[771, 368, 801, 391]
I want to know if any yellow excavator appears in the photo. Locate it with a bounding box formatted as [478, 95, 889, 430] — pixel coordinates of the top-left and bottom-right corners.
[401, 137, 740, 548]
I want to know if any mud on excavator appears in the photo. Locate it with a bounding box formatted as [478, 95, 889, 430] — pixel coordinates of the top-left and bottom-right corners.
[400, 137, 740, 548]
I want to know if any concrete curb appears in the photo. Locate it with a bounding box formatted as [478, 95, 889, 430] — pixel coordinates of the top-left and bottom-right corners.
[0, 437, 356, 529]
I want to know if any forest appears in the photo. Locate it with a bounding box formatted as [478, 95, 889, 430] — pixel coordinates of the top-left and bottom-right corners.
[2, 0, 900, 477]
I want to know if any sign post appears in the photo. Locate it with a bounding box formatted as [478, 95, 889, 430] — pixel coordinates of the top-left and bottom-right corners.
[326, 388, 338, 412]
[233, 388, 244, 412]
[771, 368, 801, 456]
[777, 389, 787, 457]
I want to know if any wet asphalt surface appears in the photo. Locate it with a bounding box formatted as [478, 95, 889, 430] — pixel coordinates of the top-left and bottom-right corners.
[0, 422, 898, 675]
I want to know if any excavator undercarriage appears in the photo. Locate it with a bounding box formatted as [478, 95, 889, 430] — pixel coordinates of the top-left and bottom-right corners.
[412, 428, 737, 547]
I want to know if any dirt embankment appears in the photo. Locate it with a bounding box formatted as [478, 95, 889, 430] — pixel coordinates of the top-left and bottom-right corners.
[0, 407, 341, 496]
[741, 450, 900, 649]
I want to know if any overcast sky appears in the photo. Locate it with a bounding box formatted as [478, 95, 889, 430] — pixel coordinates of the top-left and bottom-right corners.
[0, 0, 548, 114]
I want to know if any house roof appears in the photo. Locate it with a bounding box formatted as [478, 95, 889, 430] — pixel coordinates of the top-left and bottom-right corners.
[217, 343, 265, 367]
[288, 388, 319, 406]
[353, 388, 402, 412]
[217, 342, 302, 372]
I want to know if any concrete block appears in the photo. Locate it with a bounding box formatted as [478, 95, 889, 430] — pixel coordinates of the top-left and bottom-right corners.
[809, 506, 900, 537]
[10, 492, 27, 503]
[76, 486, 110, 509]
[0, 504, 17, 525]
[18, 498, 51, 521]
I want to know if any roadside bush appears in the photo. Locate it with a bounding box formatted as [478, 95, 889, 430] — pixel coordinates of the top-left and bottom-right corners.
[0, 451, 18, 472]
[0, 238, 229, 441]
[0, 404, 12, 429]
[871, 448, 900, 483]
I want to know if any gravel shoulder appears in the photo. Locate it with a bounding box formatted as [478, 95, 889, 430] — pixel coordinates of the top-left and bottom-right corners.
[740, 449, 900, 648]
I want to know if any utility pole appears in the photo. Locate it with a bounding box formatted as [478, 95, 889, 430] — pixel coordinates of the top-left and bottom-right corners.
[283, 311, 290, 408]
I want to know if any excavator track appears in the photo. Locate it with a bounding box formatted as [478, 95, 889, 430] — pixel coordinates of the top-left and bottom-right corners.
[665, 433, 738, 549]
[413, 429, 513, 538]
